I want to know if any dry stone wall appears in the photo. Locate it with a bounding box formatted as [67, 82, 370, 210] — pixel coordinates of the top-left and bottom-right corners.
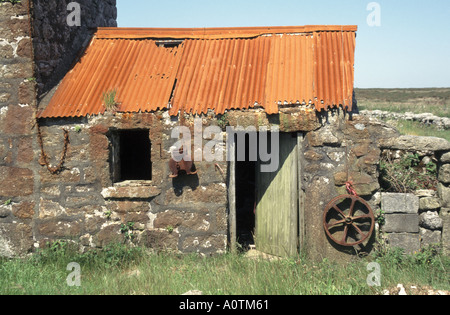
[360, 110, 450, 130]
[377, 136, 450, 254]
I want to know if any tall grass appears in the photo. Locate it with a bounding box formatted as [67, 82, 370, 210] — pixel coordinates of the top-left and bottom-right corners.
[393, 120, 450, 142]
[354, 88, 450, 141]
[0, 243, 448, 295]
[355, 88, 450, 118]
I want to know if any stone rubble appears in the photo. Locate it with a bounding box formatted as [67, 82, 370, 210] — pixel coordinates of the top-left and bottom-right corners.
[360, 110, 450, 130]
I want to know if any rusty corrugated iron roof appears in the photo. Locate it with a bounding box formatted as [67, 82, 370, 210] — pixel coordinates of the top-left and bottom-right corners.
[38, 25, 357, 118]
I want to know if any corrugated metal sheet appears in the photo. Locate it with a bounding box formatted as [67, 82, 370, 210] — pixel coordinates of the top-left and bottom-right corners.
[38, 26, 357, 118]
[313, 30, 356, 111]
[170, 36, 272, 115]
[39, 38, 184, 118]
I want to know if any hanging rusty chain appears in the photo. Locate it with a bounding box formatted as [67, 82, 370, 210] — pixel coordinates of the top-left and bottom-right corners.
[36, 118, 70, 175]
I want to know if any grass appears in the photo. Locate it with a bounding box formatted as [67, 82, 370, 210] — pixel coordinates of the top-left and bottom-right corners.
[355, 88, 450, 118]
[355, 88, 450, 141]
[0, 242, 448, 295]
[393, 120, 450, 142]
[374, 117, 450, 142]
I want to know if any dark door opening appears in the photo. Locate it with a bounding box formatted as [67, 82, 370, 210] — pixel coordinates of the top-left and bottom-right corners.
[235, 133, 257, 249]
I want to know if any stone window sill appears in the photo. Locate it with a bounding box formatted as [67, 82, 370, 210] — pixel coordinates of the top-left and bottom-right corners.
[101, 182, 161, 200]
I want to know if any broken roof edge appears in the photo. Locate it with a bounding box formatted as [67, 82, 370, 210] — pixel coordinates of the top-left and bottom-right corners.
[95, 25, 358, 40]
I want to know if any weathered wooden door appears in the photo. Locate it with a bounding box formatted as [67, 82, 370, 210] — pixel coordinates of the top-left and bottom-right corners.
[255, 133, 298, 257]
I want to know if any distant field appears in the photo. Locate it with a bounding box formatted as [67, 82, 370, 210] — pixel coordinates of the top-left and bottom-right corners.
[355, 88, 450, 141]
[355, 88, 450, 118]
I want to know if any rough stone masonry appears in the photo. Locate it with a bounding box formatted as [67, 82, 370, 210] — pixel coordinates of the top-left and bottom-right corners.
[1, 1, 449, 259]
[0, 0, 117, 257]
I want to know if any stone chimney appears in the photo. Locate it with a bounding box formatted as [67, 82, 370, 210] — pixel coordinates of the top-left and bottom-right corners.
[0, 0, 117, 257]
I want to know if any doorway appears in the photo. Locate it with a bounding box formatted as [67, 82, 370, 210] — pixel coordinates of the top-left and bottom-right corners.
[230, 132, 303, 257]
[235, 157, 256, 249]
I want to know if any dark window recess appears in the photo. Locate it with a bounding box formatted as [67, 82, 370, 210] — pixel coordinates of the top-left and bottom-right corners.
[155, 40, 184, 48]
[115, 129, 152, 181]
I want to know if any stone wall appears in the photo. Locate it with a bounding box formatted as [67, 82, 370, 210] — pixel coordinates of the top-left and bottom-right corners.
[376, 136, 450, 254]
[0, 0, 36, 257]
[31, 112, 229, 255]
[360, 110, 450, 130]
[32, 0, 117, 97]
[441, 152, 450, 255]
[299, 111, 400, 260]
[0, 0, 117, 257]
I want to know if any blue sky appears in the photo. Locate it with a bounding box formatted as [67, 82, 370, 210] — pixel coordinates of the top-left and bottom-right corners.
[117, 0, 450, 89]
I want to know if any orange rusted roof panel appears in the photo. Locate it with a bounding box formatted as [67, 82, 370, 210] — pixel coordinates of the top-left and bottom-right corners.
[170, 36, 272, 115]
[39, 37, 184, 118]
[39, 26, 357, 118]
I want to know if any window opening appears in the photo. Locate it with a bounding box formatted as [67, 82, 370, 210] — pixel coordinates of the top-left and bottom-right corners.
[112, 129, 152, 182]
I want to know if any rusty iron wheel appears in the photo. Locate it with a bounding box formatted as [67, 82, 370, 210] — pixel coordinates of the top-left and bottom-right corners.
[323, 195, 375, 247]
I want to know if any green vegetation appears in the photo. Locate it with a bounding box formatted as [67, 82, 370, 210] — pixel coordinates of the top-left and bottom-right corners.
[380, 152, 438, 193]
[120, 222, 135, 241]
[393, 120, 450, 142]
[355, 88, 450, 118]
[356, 88, 450, 141]
[0, 0, 22, 4]
[0, 242, 448, 295]
[102, 88, 119, 112]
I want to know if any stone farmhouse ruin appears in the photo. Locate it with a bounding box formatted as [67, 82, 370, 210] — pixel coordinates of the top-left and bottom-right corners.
[1, 1, 449, 261]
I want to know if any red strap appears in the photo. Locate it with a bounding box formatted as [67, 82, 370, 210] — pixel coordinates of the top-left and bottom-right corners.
[346, 181, 358, 197]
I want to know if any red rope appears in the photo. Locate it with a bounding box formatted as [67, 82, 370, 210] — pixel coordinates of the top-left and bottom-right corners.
[346, 181, 358, 197]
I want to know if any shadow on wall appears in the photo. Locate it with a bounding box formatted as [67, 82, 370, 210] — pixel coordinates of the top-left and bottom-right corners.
[171, 168, 200, 197]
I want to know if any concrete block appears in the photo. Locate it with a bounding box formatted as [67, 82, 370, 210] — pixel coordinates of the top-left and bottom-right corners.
[384, 214, 419, 233]
[387, 233, 420, 254]
[381, 193, 419, 214]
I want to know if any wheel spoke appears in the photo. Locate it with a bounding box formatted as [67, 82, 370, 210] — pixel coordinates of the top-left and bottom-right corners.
[353, 214, 372, 221]
[349, 198, 357, 217]
[341, 225, 349, 244]
[326, 219, 346, 229]
[332, 205, 346, 219]
[351, 223, 366, 239]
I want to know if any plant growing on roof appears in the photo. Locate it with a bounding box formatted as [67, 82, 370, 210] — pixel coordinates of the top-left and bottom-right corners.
[102, 88, 119, 112]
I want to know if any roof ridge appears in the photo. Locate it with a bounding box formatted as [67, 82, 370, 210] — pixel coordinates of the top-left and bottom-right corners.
[95, 25, 358, 40]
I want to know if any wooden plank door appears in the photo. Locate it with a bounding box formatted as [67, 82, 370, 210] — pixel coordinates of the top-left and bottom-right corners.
[255, 133, 298, 257]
